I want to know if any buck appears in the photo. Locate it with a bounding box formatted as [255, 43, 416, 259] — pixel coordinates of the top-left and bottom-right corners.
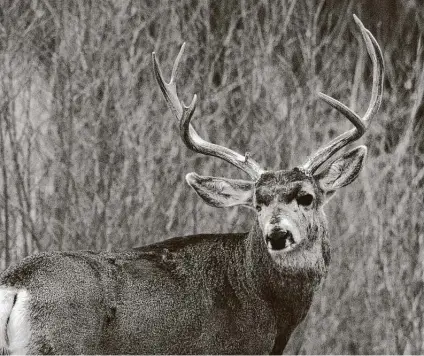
[0, 15, 383, 355]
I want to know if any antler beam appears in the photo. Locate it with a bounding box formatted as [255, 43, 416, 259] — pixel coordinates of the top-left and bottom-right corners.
[302, 15, 384, 173]
[152, 44, 265, 180]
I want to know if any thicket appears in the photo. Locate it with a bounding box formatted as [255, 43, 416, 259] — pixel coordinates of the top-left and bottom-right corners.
[0, 0, 423, 353]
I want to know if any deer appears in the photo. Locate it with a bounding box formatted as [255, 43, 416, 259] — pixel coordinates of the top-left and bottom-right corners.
[0, 15, 383, 355]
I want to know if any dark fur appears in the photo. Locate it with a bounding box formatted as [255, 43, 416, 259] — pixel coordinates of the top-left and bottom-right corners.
[0, 217, 329, 354]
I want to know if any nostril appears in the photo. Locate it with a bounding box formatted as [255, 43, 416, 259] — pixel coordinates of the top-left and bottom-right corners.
[266, 229, 295, 251]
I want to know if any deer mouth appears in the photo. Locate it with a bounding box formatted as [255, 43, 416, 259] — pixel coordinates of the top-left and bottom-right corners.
[266, 229, 296, 251]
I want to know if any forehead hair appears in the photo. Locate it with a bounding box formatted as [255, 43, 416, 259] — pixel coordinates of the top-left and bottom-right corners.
[254, 168, 319, 204]
[255, 168, 313, 188]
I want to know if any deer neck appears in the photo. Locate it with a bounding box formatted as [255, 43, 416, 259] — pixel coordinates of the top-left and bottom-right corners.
[244, 218, 329, 308]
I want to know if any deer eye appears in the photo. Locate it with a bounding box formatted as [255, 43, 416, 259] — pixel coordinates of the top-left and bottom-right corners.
[256, 193, 272, 206]
[255, 205, 262, 212]
[297, 194, 314, 207]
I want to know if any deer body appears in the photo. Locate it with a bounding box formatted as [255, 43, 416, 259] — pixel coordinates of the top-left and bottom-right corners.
[0, 218, 329, 354]
[0, 15, 383, 355]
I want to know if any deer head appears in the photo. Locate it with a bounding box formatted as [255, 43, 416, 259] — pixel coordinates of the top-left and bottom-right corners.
[152, 15, 384, 268]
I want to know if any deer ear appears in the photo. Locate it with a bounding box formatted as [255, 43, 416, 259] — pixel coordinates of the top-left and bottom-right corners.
[314, 146, 367, 202]
[186, 172, 254, 208]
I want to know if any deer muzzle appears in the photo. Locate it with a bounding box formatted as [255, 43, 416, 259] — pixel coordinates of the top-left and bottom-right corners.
[266, 229, 295, 250]
[264, 218, 300, 251]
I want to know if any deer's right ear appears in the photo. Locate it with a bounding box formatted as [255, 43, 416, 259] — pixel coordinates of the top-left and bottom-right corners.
[186, 173, 254, 208]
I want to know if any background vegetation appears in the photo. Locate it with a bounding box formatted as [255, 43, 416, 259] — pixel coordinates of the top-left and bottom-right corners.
[0, 0, 423, 353]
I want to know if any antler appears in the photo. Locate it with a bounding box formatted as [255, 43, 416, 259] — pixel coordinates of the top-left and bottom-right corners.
[302, 15, 384, 173]
[152, 44, 265, 180]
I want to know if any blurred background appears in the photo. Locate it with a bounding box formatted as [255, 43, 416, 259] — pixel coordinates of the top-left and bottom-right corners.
[0, 0, 423, 353]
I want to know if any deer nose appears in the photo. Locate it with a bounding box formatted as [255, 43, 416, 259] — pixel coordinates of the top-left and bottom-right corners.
[265, 229, 295, 251]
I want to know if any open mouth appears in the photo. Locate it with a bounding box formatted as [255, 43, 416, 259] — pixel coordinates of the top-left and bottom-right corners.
[266, 229, 296, 251]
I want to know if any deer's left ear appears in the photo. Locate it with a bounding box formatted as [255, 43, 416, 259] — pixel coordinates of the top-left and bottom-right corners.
[314, 146, 367, 202]
[186, 172, 254, 208]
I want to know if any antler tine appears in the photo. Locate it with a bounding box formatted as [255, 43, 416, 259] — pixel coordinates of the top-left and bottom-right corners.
[152, 44, 265, 180]
[302, 15, 384, 173]
[152, 43, 187, 119]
